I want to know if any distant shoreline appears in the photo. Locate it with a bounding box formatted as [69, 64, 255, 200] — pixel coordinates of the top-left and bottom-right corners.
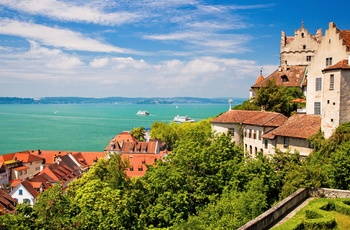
[0, 96, 246, 105]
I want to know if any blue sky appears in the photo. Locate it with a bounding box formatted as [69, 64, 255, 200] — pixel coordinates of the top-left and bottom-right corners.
[0, 0, 349, 98]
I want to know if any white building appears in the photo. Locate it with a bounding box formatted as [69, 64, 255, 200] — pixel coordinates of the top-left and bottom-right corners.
[10, 181, 39, 206]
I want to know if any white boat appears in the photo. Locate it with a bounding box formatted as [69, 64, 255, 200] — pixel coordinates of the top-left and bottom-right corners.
[173, 115, 195, 123]
[136, 110, 149, 116]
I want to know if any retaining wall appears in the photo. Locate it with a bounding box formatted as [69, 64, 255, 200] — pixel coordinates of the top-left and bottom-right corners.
[238, 188, 350, 230]
[238, 188, 309, 230]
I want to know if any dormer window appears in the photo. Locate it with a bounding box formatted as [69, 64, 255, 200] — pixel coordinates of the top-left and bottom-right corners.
[281, 75, 289, 82]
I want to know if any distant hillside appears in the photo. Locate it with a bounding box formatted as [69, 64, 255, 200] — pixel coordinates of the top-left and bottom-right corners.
[0, 97, 246, 105]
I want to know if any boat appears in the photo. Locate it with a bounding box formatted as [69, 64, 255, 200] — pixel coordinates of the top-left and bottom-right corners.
[136, 110, 149, 116]
[173, 115, 195, 123]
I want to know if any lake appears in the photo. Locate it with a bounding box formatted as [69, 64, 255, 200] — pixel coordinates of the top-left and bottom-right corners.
[0, 103, 232, 154]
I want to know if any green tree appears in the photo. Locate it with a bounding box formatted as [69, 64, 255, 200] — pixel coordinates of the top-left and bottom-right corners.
[254, 80, 303, 116]
[142, 133, 243, 228]
[150, 122, 179, 150]
[0, 203, 35, 230]
[130, 126, 146, 141]
[33, 183, 75, 229]
[233, 99, 260, 111]
[67, 152, 130, 198]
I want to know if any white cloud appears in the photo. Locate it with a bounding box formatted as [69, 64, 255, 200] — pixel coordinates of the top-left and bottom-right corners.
[0, 19, 132, 53]
[90, 58, 110, 68]
[0, 0, 142, 25]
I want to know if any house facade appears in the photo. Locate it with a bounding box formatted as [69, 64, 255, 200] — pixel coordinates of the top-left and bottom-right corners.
[211, 110, 288, 157]
[305, 22, 350, 138]
[0, 163, 10, 188]
[263, 114, 321, 156]
[10, 181, 39, 206]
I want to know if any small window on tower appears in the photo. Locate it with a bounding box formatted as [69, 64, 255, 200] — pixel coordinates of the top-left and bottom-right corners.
[303, 45, 306, 49]
[281, 75, 289, 82]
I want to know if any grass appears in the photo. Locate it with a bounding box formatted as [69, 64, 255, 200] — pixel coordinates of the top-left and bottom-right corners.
[272, 198, 350, 230]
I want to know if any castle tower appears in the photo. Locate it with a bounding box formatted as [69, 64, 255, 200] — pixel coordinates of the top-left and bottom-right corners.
[280, 22, 320, 67]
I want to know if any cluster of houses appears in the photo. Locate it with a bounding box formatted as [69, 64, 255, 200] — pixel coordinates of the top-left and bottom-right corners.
[0, 132, 167, 214]
[211, 21, 350, 157]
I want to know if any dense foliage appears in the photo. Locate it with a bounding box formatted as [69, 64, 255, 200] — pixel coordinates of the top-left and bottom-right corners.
[233, 79, 304, 116]
[2, 121, 350, 229]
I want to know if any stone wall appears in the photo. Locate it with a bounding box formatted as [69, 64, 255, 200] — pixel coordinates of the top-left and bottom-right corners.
[238, 188, 309, 230]
[238, 188, 350, 230]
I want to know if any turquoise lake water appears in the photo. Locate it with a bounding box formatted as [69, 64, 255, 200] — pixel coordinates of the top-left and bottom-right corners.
[0, 104, 231, 154]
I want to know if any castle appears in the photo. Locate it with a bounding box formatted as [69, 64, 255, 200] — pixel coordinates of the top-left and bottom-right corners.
[212, 22, 350, 156]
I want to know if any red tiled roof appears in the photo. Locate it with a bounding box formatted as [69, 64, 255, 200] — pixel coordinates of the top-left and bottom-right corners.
[263, 114, 321, 139]
[122, 151, 167, 178]
[0, 189, 16, 213]
[76, 152, 106, 166]
[29, 174, 52, 189]
[105, 132, 138, 151]
[29, 150, 69, 165]
[0, 153, 15, 162]
[254, 74, 265, 85]
[21, 181, 39, 198]
[12, 165, 29, 171]
[30, 182, 43, 189]
[323, 59, 350, 71]
[340, 30, 350, 49]
[211, 110, 288, 127]
[10, 180, 21, 188]
[251, 65, 307, 88]
[71, 152, 89, 168]
[13, 152, 44, 163]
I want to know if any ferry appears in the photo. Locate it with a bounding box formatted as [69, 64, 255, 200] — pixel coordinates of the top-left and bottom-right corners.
[136, 110, 150, 116]
[173, 115, 195, 123]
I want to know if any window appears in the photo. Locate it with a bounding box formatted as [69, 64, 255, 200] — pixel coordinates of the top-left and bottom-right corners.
[303, 45, 306, 49]
[258, 131, 262, 140]
[330, 74, 334, 90]
[35, 167, 40, 171]
[24, 170, 27, 174]
[326, 57, 333, 66]
[282, 75, 289, 82]
[129, 167, 134, 171]
[253, 130, 256, 139]
[264, 139, 268, 149]
[284, 137, 290, 148]
[19, 171, 22, 176]
[314, 102, 321, 115]
[315, 78, 322, 91]
[23, 199, 30, 204]
[248, 129, 252, 138]
[301, 33, 304, 38]
[19, 189, 23, 195]
[306, 56, 312, 61]
[244, 129, 247, 137]
[138, 167, 143, 171]
[309, 142, 314, 149]
[228, 128, 234, 137]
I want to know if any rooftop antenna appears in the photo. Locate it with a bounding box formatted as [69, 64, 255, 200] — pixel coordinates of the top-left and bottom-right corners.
[260, 67, 263, 76]
[228, 99, 233, 111]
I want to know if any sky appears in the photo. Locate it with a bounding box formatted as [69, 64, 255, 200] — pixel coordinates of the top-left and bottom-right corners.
[0, 0, 349, 98]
